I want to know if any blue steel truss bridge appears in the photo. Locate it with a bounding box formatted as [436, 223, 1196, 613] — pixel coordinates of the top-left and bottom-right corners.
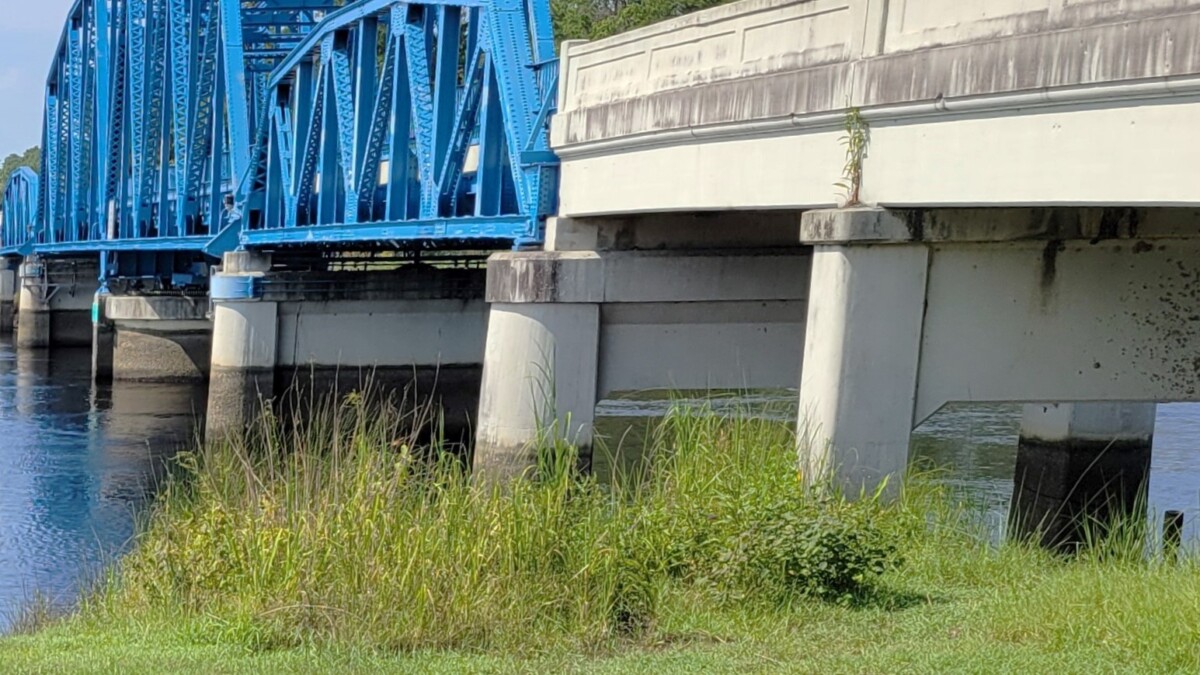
[0, 0, 559, 288]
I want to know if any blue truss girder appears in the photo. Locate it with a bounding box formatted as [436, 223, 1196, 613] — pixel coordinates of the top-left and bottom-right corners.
[22, 0, 337, 275]
[244, 0, 559, 249]
[13, 0, 557, 273]
[1, 169, 40, 255]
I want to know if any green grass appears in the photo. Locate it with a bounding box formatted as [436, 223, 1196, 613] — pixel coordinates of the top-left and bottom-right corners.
[3, 393, 1200, 673]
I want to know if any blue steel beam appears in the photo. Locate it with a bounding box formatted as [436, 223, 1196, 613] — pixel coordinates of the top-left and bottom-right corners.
[243, 0, 559, 249]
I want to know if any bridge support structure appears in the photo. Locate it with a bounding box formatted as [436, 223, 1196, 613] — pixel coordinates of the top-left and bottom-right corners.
[0, 257, 18, 334]
[1010, 402, 1154, 550]
[92, 294, 212, 384]
[474, 215, 808, 480]
[207, 251, 488, 445]
[797, 207, 1199, 528]
[16, 256, 100, 349]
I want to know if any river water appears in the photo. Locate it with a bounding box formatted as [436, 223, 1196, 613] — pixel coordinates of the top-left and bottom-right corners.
[1, 342, 1200, 630]
[0, 341, 205, 632]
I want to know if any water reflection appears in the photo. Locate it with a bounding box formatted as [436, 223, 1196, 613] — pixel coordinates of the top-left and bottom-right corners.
[0, 342, 205, 632]
[597, 393, 1200, 543]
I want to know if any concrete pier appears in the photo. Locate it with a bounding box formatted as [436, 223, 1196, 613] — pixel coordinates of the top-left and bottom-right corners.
[474, 242, 809, 480]
[102, 294, 211, 382]
[1010, 403, 1155, 550]
[797, 207, 1200, 499]
[207, 252, 276, 439]
[207, 251, 487, 443]
[17, 256, 99, 349]
[0, 257, 18, 334]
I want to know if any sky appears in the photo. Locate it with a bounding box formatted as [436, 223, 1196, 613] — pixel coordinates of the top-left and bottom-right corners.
[0, 0, 75, 159]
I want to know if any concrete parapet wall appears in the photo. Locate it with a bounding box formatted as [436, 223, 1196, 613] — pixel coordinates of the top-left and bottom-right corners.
[553, 0, 1200, 214]
[555, 0, 1200, 143]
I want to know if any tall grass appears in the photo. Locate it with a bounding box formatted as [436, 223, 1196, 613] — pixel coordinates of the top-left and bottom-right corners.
[89, 391, 901, 653]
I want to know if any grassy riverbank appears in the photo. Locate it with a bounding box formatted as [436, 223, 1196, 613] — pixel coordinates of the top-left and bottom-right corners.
[3, 395, 1199, 673]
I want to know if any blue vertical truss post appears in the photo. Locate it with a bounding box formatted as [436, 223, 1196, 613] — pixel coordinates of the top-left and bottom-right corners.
[240, 0, 560, 249]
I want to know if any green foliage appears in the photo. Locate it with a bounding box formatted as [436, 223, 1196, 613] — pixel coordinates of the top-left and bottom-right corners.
[711, 488, 899, 604]
[552, 0, 734, 42]
[836, 107, 868, 206]
[90, 389, 900, 653]
[0, 146, 40, 193]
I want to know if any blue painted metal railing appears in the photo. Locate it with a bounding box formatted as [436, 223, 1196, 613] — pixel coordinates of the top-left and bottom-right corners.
[0, 0, 558, 275]
[239, 0, 559, 249]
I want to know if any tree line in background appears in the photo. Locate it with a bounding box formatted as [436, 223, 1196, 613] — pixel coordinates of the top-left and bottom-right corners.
[0, 146, 40, 195]
[553, 0, 726, 41]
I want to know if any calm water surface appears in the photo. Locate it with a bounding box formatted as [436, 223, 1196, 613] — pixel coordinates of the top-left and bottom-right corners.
[0, 340, 205, 632]
[4, 345, 1200, 631]
[596, 394, 1200, 543]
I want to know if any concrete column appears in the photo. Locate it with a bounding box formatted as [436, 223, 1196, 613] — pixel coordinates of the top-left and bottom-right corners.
[797, 242, 930, 494]
[92, 291, 114, 383]
[475, 302, 600, 479]
[1009, 402, 1155, 551]
[206, 252, 276, 441]
[0, 257, 19, 334]
[16, 259, 50, 349]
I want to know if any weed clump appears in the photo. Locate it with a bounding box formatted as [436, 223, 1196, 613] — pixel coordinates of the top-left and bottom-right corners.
[100, 391, 901, 653]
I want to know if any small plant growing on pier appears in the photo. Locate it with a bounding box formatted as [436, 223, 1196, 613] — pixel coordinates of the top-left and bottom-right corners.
[836, 107, 869, 206]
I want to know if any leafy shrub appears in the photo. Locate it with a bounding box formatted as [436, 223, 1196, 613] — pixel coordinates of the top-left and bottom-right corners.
[713, 489, 900, 604]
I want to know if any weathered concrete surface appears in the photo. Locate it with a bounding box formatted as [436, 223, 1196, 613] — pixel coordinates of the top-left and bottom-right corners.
[552, 0, 1200, 215]
[476, 249, 810, 481]
[546, 213, 804, 251]
[798, 207, 1200, 494]
[0, 260, 18, 335]
[798, 241, 928, 493]
[100, 295, 212, 382]
[206, 300, 279, 439]
[114, 324, 212, 382]
[106, 295, 209, 321]
[1010, 403, 1155, 551]
[275, 299, 486, 369]
[801, 207, 1200, 244]
[475, 303, 601, 480]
